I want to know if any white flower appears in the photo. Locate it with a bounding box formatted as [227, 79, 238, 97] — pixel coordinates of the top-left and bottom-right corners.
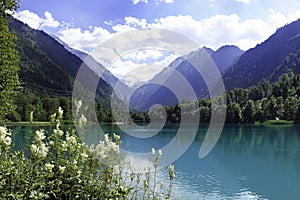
[92, 134, 121, 164]
[66, 135, 77, 145]
[29, 111, 33, 124]
[152, 148, 156, 156]
[158, 149, 163, 157]
[50, 113, 56, 123]
[0, 135, 4, 140]
[39, 143, 48, 158]
[30, 144, 38, 154]
[61, 141, 67, 151]
[0, 128, 12, 147]
[75, 100, 82, 115]
[3, 136, 11, 146]
[58, 166, 66, 174]
[0, 135, 4, 143]
[78, 114, 87, 128]
[35, 129, 46, 141]
[0, 126, 8, 135]
[80, 152, 88, 159]
[31, 143, 48, 159]
[56, 122, 60, 130]
[77, 100, 82, 109]
[58, 107, 64, 119]
[49, 141, 54, 146]
[45, 163, 54, 172]
[53, 128, 64, 136]
[0, 126, 6, 135]
[168, 164, 175, 180]
[113, 133, 120, 141]
[104, 134, 109, 143]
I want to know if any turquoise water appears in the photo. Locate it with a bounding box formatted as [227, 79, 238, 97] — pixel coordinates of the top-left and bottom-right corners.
[8, 124, 300, 200]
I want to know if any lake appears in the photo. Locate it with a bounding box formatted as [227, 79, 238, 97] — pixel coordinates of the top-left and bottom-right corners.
[8, 124, 300, 200]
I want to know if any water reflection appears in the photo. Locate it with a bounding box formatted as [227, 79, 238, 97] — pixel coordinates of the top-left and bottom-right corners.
[174, 124, 300, 200]
[8, 124, 300, 200]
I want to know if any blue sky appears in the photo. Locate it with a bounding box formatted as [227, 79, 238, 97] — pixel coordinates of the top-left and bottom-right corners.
[14, 0, 300, 85]
[16, 0, 300, 51]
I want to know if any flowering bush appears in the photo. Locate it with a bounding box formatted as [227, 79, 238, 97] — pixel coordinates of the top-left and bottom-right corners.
[0, 108, 175, 199]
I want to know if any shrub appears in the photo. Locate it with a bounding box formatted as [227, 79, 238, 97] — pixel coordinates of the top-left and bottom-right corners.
[0, 108, 175, 199]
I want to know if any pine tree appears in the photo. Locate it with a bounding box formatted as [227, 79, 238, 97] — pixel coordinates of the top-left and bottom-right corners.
[242, 100, 256, 123]
[0, 0, 20, 121]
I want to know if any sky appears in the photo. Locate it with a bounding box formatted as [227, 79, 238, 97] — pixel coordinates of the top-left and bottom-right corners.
[14, 0, 300, 86]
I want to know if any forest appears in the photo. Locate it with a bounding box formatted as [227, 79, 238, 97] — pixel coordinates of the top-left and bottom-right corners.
[5, 70, 300, 125]
[130, 71, 300, 124]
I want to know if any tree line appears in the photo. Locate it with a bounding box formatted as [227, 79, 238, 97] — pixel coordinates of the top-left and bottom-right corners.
[5, 92, 114, 123]
[130, 71, 300, 124]
[5, 70, 300, 124]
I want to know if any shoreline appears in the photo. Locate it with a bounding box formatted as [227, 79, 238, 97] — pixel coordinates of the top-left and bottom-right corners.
[2, 120, 297, 126]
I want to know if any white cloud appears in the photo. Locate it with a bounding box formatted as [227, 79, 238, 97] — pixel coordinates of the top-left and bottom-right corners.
[13, 9, 300, 86]
[111, 17, 149, 33]
[159, 14, 271, 50]
[14, 10, 60, 29]
[88, 27, 198, 87]
[236, 0, 251, 4]
[132, 0, 148, 5]
[157, 0, 174, 4]
[16, 9, 300, 54]
[109, 50, 177, 86]
[121, 64, 165, 86]
[108, 9, 300, 51]
[58, 26, 114, 53]
[110, 14, 273, 51]
[122, 49, 164, 61]
[132, 0, 174, 5]
[268, 8, 300, 28]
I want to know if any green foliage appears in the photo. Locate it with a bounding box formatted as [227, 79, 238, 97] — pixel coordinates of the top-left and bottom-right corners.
[131, 71, 300, 124]
[263, 120, 294, 125]
[224, 71, 300, 123]
[4, 92, 118, 123]
[242, 100, 255, 123]
[0, 0, 19, 17]
[0, 0, 21, 122]
[226, 102, 241, 123]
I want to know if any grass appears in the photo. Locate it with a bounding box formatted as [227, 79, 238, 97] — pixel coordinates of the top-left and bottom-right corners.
[3, 121, 54, 125]
[3, 120, 137, 126]
[2, 120, 75, 126]
[262, 120, 294, 125]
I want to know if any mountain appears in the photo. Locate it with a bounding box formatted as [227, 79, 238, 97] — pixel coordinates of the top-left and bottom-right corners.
[52, 36, 131, 101]
[223, 19, 300, 89]
[212, 45, 244, 73]
[203, 46, 214, 55]
[9, 17, 113, 106]
[166, 45, 243, 73]
[131, 18, 300, 111]
[130, 45, 243, 110]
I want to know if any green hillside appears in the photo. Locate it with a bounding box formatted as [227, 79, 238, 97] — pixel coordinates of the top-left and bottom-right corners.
[6, 18, 113, 122]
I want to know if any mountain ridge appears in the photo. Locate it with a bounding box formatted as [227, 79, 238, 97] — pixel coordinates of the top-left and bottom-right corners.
[129, 45, 244, 110]
[52, 35, 131, 101]
[223, 18, 300, 89]
[9, 17, 113, 106]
